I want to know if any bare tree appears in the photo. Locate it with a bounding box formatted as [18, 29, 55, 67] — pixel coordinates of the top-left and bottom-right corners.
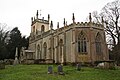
[92, 0, 120, 47]
[102, 0, 120, 46]
[92, 11, 101, 23]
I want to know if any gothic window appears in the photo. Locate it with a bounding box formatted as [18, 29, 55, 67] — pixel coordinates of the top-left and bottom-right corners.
[33, 26, 35, 32]
[59, 39, 63, 62]
[37, 45, 40, 59]
[59, 39, 63, 46]
[43, 42, 47, 59]
[41, 25, 45, 32]
[78, 31, 87, 53]
[95, 33, 102, 54]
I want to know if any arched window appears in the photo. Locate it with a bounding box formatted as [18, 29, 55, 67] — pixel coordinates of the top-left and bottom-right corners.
[41, 25, 45, 32]
[59, 39, 63, 63]
[37, 45, 40, 59]
[78, 31, 87, 53]
[95, 33, 102, 54]
[43, 42, 47, 59]
[33, 26, 35, 32]
[59, 39, 63, 46]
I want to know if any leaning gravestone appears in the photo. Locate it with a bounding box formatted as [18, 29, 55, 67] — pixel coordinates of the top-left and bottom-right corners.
[48, 66, 53, 74]
[58, 65, 64, 75]
[76, 63, 81, 71]
[0, 60, 5, 69]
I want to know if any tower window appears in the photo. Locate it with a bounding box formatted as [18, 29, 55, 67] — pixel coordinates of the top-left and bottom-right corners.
[41, 25, 45, 32]
[33, 26, 35, 32]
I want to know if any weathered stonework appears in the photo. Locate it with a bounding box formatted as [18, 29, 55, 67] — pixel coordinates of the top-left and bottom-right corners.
[21, 11, 109, 65]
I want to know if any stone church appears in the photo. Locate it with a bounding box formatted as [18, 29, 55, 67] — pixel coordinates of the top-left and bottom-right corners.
[20, 10, 109, 64]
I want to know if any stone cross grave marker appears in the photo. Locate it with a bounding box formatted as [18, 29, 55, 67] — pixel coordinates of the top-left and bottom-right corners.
[13, 47, 19, 65]
[48, 66, 53, 74]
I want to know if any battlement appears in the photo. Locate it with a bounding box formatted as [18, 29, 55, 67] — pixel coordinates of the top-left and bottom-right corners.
[31, 10, 50, 26]
[31, 18, 49, 26]
[56, 21, 104, 33]
[76, 22, 103, 28]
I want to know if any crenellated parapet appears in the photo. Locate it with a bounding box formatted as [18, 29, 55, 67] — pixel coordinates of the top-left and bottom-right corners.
[31, 10, 50, 26]
[56, 21, 104, 33]
[31, 18, 49, 26]
[75, 22, 104, 28]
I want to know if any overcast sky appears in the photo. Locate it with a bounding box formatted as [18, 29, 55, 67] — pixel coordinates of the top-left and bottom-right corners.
[0, 0, 114, 36]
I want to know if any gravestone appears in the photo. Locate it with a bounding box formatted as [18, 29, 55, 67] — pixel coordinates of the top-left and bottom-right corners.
[48, 66, 53, 74]
[97, 62, 104, 69]
[76, 63, 81, 71]
[0, 60, 5, 69]
[58, 65, 64, 75]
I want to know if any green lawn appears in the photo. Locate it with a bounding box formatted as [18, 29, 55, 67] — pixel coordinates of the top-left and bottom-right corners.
[0, 65, 120, 80]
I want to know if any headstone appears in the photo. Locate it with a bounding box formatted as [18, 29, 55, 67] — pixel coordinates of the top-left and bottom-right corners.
[48, 66, 53, 74]
[76, 63, 81, 71]
[4, 59, 14, 65]
[97, 62, 105, 68]
[58, 65, 64, 75]
[0, 60, 5, 69]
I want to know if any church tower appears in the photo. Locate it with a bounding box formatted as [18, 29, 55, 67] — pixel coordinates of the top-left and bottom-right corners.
[31, 10, 50, 34]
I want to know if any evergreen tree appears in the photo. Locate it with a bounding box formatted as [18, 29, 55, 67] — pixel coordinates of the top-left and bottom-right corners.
[7, 27, 29, 59]
[0, 24, 9, 60]
[7, 27, 22, 59]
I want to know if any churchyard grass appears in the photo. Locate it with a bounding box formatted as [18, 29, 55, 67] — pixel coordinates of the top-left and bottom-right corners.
[0, 65, 120, 80]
